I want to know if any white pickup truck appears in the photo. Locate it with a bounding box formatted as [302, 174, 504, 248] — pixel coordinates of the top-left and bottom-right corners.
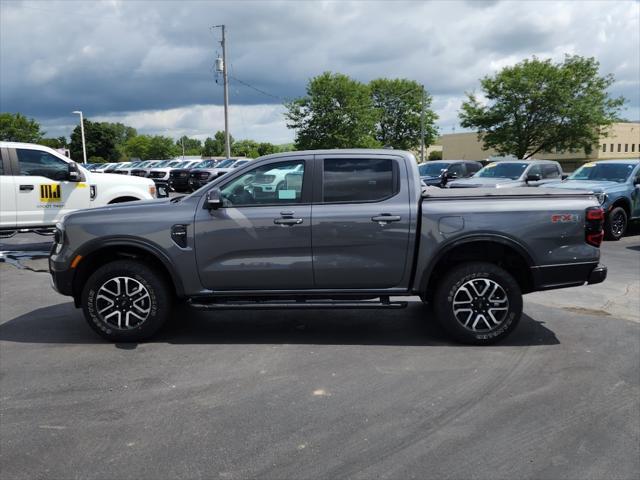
[0, 142, 157, 235]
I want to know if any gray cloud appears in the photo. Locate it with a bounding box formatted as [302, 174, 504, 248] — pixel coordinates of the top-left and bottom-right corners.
[1, 0, 638, 142]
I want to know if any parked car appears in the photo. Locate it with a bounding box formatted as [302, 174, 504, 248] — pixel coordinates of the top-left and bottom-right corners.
[188, 158, 251, 190]
[540, 159, 640, 240]
[130, 160, 168, 177]
[418, 160, 482, 188]
[49, 149, 606, 345]
[147, 160, 201, 183]
[0, 142, 157, 235]
[448, 160, 565, 188]
[92, 163, 118, 173]
[169, 160, 214, 192]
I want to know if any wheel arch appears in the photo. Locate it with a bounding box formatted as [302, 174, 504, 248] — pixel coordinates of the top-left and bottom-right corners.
[72, 239, 185, 305]
[610, 196, 631, 217]
[419, 235, 535, 299]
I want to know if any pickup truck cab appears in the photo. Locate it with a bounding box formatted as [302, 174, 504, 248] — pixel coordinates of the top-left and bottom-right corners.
[540, 159, 640, 240]
[49, 149, 606, 345]
[448, 160, 564, 188]
[418, 160, 482, 188]
[0, 142, 157, 235]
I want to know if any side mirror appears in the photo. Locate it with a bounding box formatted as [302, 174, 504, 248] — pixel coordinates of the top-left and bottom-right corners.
[526, 173, 541, 183]
[444, 171, 458, 180]
[68, 162, 81, 182]
[634, 178, 640, 186]
[561, 174, 569, 180]
[205, 188, 223, 210]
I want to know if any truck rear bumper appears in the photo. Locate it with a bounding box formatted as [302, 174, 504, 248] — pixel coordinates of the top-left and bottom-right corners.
[531, 262, 606, 291]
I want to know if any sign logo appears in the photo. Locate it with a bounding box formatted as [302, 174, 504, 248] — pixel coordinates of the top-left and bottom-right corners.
[40, 184, 61, 202]
[551, 214, 579, 223]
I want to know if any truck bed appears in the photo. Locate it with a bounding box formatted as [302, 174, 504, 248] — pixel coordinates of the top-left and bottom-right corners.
[421, 187, 594, 199]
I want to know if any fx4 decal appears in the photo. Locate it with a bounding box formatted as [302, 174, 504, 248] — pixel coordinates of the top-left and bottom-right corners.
[551, 214, 580, 223]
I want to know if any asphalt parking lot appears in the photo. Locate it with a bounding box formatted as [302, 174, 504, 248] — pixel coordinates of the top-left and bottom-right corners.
[1, 229, 639, 479]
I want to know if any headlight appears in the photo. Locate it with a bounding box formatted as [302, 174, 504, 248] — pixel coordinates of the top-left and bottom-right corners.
[53, 223, 65, 254]
[595, 192, 607, 205]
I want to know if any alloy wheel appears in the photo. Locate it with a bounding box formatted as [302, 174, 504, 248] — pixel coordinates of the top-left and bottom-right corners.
[96, 276, 151, 330]
[452, 278, 509, 332]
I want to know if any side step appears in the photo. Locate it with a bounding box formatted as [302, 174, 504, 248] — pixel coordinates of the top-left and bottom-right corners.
[188, 297, 408, 311]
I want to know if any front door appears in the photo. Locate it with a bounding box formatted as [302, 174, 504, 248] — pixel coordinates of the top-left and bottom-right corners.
[0, 148, 16, 229]
[194, 157, 314, 290]
[12, 147, 90, 227]
[311, 155, 412, 289]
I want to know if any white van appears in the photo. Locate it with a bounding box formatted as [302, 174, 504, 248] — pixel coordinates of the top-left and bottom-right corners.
[0, 142, 158, 234]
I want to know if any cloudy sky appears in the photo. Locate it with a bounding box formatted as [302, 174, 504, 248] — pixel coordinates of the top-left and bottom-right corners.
[1, 0, 638, 144]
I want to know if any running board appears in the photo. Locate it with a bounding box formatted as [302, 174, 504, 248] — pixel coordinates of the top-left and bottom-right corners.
[188, 297, 408, 311]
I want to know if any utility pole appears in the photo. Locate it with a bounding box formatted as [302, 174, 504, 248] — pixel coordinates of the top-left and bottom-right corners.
[420, 85, 425, 163]
[214, 24, 231, 159]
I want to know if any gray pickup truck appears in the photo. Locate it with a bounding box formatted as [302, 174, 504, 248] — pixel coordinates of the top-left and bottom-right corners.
[49, 149, 607, 345]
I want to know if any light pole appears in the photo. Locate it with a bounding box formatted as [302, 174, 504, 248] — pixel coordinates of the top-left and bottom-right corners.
[72, 111, 87, 164]
[420, 85, 425, 163]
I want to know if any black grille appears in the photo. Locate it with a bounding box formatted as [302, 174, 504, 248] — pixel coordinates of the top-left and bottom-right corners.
[148, 171, 165, 179]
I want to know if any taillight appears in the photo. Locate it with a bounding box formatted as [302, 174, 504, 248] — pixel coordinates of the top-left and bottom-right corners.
[585, 206, 604, 247]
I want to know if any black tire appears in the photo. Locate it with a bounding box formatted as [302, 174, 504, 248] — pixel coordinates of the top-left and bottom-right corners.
[604, 206, 627, 241]
[433, 262, 522, 345]
[81, 260, 172, 342]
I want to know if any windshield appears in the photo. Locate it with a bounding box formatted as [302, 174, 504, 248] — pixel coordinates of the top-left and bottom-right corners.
[418, 162, 450, 177]
[216, 159, 234, 168]
[476, 162, 528, 180]
[197, 160, 216, 168]
[568, 162, 635, 183]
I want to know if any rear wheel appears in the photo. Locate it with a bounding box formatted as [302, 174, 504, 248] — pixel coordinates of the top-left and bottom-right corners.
[81, 260, 171, 342]
[433, 262, 522, 345]
[604, 206, 627, 241]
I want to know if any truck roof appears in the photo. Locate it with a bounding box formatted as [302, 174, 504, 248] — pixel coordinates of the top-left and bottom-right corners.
[259, 149, 416, 160]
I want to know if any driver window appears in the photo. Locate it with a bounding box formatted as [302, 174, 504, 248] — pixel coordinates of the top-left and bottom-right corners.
[528, 165, 542, 177]
[16, 149, 69, 181]
[220, 160, 305, 207]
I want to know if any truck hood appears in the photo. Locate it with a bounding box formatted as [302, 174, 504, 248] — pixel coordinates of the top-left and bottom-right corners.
[65, 197, 172, 221]
[448, 177, 523, 188]
[539, 180, 620, 192]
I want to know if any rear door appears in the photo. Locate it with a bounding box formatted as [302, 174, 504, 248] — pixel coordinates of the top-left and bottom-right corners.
[0, 147, 17, 229]
[311, 154, 411, 289]
[11, 147, 91, 227]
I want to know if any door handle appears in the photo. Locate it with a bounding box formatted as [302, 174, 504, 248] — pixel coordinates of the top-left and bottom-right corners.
[274, 218, 303, 226]
[371, 214, 401, 224]
[19, 185, 34, 191]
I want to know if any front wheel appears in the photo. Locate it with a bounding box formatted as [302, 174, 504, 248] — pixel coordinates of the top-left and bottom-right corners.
[605, 206, 627, 241]
[81, 260, 172, 342]
[433, 262, 522, 345]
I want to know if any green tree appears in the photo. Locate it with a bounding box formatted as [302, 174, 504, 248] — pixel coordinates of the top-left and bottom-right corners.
[232, 139, 260, 158]
[257, 142, 278, 156]
[0, 112, 44, 142]
[202, 131, 234, 157]
[176, 136, 203, 155]
[147, 135, 178, 159]
[460, 55, 626, 159]
[285, 72, 380, 149]
[124, 135, 151, 159]
[69, 119, 119, 162]
[428, 150, 443, 160]
[370, 79, 438, 150]
[39, 137, 66, 149]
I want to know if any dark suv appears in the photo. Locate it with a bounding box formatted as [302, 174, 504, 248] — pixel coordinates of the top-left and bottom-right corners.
[418, 160, 482, 188]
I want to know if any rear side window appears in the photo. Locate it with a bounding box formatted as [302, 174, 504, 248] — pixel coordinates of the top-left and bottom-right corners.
[543, 164, 560, 179]
[16, 148, 69, 181]
[323, 158, 396, 203]
[466, 162, 481, 174]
